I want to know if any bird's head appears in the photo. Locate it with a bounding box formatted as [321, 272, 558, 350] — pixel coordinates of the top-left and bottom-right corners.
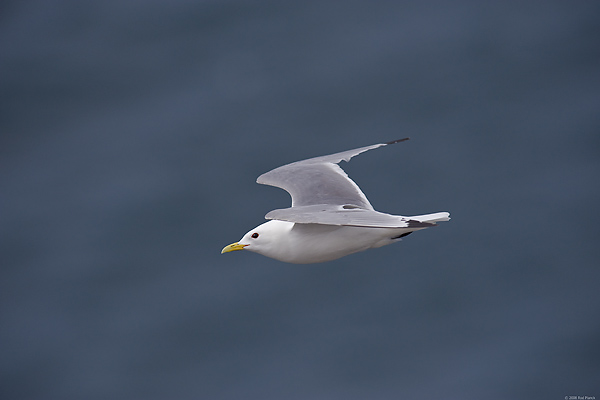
[221, 220, 293, 259]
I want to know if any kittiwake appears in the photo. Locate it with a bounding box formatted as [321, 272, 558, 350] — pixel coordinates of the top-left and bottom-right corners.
[221, 138, 449, 264]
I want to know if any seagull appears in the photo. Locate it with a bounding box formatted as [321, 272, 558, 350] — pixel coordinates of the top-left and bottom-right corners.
[221, 138, 449, 263]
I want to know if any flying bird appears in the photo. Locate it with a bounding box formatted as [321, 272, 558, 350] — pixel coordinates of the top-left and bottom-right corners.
[221, 138, 449, 263]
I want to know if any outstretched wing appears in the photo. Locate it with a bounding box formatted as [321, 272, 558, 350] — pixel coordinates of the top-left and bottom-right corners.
[256, 138, 409, 209]
[264, 204, 436, 228]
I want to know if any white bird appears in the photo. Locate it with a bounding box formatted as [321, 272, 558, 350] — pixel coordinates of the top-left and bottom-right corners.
[221, 138, 449, 264]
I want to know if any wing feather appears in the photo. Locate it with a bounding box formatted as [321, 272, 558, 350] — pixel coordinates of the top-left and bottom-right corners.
[256, 138, 409, 208]
[264, 204, 435, 228]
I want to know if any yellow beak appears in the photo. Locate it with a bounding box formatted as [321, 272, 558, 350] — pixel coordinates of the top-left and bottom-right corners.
[221, 242, 247, 254]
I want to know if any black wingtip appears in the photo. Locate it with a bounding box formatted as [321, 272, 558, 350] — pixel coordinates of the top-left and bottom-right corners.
[407, 219, 437, 228]
[385, 137, 410, 145]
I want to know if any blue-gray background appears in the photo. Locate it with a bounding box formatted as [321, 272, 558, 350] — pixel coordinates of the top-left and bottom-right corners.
[2, 1, 599, 399]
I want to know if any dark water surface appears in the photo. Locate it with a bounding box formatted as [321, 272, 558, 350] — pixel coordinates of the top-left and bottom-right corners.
[2, 1, 599, 399]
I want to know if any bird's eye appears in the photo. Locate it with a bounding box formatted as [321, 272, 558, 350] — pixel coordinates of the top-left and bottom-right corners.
[251, 233, 259, 239]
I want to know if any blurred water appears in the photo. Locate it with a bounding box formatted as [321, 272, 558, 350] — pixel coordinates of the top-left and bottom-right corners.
[1, 1, 600, 399]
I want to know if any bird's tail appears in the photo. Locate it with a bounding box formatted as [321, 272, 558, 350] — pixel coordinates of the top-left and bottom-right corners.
[408, 212, 450, 224]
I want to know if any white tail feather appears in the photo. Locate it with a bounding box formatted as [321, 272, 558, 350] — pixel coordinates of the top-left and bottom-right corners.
[408, 212, 450, 223]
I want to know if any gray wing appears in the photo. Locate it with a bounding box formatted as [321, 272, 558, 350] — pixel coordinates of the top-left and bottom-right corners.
[265, 204, 435, 228]
[256, 138, 409, 209]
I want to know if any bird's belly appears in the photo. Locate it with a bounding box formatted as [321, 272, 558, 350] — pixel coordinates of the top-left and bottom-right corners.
[280, 224, 397, 264]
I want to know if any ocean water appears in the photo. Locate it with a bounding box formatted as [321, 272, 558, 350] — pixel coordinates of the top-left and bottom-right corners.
[1, 1, 599, 399]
